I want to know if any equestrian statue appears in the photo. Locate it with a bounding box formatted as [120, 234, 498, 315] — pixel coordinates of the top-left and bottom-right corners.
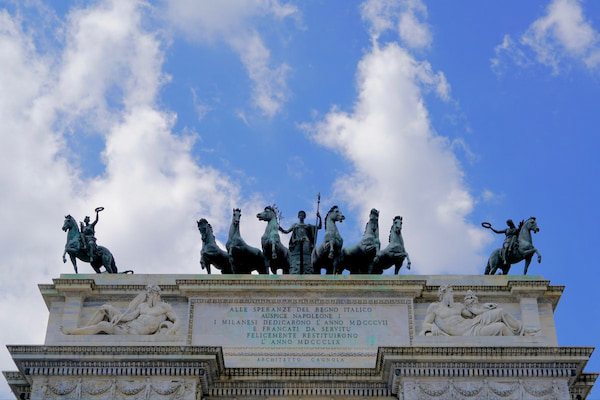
[372, 216, 411, 274]
[483, 217, 542, 275]
[62, 207, 118, 274]
[257, 205, 290, 274]
[197, 218, 233, 274]
[339, 208, 380, 274]
[226, 208, 268, 274]
[311, 205, 345, 274]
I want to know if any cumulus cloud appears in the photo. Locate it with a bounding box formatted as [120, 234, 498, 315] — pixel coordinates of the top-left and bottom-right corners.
[360, 0, 431, 48]
[164, 0, 298, 117]
[0, 1, 266, 396]
[492, 0, 600, 74]
[305, 0, 489, 274]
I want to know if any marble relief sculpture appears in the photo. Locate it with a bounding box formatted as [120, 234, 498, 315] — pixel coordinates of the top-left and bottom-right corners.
[419, 285, 539, 337]
[61, 285, 181, 335]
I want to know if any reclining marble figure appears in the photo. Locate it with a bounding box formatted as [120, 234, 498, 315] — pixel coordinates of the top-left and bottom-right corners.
[61, 285, 181, 335]
[419, 285, 538, 336]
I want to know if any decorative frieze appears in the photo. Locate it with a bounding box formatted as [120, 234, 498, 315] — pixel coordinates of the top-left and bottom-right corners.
[33, 377, 196, 400]
[399, 378, 570, 399]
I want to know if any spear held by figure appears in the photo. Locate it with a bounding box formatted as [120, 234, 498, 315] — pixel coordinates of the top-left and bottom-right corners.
[313, 193, 321, 249]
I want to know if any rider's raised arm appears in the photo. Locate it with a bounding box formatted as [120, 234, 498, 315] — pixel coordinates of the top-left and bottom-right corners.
[490, 227, 506, 235]
[91, 210, 100, 227]
[316, 212, 322, 230]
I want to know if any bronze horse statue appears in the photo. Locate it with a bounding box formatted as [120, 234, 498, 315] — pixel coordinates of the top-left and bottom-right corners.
[312, 205, 345, 274]
[197, 218, 233, 274]
[62, 215, 118, 273]
[372, 216, 411, 274]
[226, 208, 268, 274]
[257, 206, 290, 274]
[484, 217, 542, 275]
[339, 208, 380, 274]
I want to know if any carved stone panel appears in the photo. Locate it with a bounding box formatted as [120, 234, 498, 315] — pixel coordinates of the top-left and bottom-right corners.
[190, 297, 411, 368]
[31, 377, 198, 400]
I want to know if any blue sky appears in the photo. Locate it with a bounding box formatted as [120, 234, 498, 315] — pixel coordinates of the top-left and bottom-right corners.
[1, 0, 600, 397]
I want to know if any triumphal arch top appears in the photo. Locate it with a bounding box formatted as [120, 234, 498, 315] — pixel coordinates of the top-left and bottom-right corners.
[3, 208, 596, 399]
[3, 273, 597, 400]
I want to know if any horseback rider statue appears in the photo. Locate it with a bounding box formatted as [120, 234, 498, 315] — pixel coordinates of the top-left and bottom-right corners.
[80, 207, 103, 263]
[63, 207, 120, 274]
[482, 217, 541, 275]
[279, 210, 322, 274]
[485, 219, 518, 265]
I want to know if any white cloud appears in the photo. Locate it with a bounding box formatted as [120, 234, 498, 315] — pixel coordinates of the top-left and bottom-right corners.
[164, 0, 298, 117]
[361, 0, 431, 48]
[492, 0, 600, 74]
[304, 1, 489, 274]
[0, 1, 268, 396]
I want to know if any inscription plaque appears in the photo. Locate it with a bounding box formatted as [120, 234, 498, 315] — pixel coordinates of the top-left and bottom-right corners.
[191, 297, 411, 367]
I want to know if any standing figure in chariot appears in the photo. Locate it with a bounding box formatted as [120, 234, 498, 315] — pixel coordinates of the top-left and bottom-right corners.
[279, 210, 322, 274]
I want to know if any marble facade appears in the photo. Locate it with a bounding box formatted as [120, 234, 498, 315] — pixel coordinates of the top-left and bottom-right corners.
[3, 274, 597, 399]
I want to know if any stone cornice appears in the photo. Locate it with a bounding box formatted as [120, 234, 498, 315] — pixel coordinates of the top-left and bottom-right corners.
[5, 345, 596, 399]
[39, 275, 563, 304]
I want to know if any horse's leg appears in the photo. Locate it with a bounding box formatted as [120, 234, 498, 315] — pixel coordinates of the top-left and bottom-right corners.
[489, 260, 498, 275]
[111, 258, 118, 273]
[69, 254, 78, 274]
[103, 252, 117, 273]
[267, 259, 275, 275]
[394, 256, 405, 275]
[91, 263, 102, 274]
[201, 255, 211, 274]
[333, 258, 340, 275]
[523, 255, 533, 275]
[328, 242, 334, 259]
[272, 242, 277, 259]
[311, 249, 318, 275]
[228, 249, 237, 274]
[260, 253, 269, 275]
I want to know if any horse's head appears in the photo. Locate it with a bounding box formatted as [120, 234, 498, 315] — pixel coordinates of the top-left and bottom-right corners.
[232, 208, 242, 225]
[524, 217, 539, 233]
[392, 216, 403, 234]
[325, 205, 345, 229]
[62, 215, 77, 232]
[368, 208, 379, 233]
[257, 206, 276, 222]
[197, 218, 213, 240]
